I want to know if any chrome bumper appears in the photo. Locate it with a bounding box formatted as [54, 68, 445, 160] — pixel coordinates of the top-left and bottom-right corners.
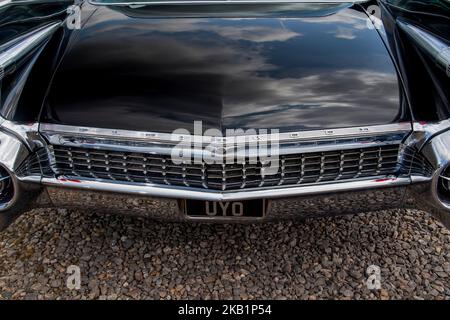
[0, 176, 437, 224]
[42, 183, 407, 222]
[2, 120, 450, 228]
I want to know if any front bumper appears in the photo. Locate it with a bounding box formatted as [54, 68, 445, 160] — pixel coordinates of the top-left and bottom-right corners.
[43, 181, 407, 222]
[0, 175, 439, 224]
[2, 120, 450, 228]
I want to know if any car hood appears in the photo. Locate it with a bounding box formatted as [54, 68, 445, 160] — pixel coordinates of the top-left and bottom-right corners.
[43, 3, 405, 134]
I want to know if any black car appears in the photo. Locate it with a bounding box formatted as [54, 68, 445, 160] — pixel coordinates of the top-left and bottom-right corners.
[1, 0, 450, 230]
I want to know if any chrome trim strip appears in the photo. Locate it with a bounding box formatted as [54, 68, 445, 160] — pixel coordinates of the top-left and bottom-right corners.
[398, 21, 450, 78]
[0, 0, 46, 9]
[0, 0, 12, 9]
[89, 0, 367, 7]
[413, 119, 450, 136]
[38, 176, 412, 201]
[0, 130, 31, 211]
[0, 130, 30, 173]
[419, 130, 450, 211]
[44, 136, 405, 158]
[0, 117, 42, 151]
[40, 122, 412, 146]
[410, 175, 432, 183]
[406, 119, 450, 151]
[0, 22, 61, 81]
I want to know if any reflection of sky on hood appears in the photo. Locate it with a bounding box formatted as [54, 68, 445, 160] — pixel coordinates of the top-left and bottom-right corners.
[50, 6, 401, 132]
[221, 69, 399, 130]
[82, 7, 393, 75]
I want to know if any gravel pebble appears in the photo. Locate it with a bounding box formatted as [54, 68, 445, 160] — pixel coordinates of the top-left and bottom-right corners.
[0, 208, 449, 299]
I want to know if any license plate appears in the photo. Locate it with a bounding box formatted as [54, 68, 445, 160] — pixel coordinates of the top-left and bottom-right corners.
[184, 199, 266, 219]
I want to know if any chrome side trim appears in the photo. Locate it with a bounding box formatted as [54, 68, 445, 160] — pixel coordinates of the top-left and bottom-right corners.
[406, 119, 450, 151]
[413, 119, 450, 138]
[0, 0, 45, 9]
[0, 22, 61, 81]
[0, 118, 42, 151]
[0, 0, 12, 9]
[40, 122, 412, 146]
[0, 130, 32, 212]
[0, 130, 30, 173]
[398, 21, 450, 78]
[89, 0, 367, 7]
[405, 130, 450, 229]
[419, 130, 450, 210]
[38, 176, 412, 201]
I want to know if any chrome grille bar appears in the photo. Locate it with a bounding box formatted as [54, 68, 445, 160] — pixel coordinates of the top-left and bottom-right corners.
[50, 144, 403, 191]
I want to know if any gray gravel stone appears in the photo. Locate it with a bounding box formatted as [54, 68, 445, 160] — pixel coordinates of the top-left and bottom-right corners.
[0, 208, 449, 299]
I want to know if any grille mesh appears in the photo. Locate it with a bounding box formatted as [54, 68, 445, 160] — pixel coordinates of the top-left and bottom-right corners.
[51, 144, 402, 191]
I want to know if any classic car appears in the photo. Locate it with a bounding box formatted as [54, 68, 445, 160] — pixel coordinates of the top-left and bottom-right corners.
[1, 0, 450, 230]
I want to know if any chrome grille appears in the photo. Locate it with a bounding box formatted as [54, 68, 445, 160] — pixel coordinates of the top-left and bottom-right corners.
[51, 144, 402, 190]
[402, 146, 434, 176]
[16, 148, 53, 177]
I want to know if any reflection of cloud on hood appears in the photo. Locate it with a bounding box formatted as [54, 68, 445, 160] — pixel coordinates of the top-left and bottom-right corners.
[85, 6, 370, 42]
[333, 27, 356, 40]
[302, 10, 368, 29]
[135, 20, 301, 42]
[76, 13, 303, 74]
[53, 6, 400, 132]
[222, 69, 399, 130]
[85, 11, 301, 43]
[210, 25, 301, 43]
[70, 28, 275, 75]
[301, 10, 369, 40]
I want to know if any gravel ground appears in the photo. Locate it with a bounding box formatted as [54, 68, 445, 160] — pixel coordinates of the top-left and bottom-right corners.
[0, 208, 449, 300]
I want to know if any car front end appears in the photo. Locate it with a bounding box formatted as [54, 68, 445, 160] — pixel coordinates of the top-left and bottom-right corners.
[1, 0, 450, 229]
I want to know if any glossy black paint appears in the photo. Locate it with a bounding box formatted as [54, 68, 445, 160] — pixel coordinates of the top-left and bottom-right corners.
[0, 1, 70, 45]
[382, 0, 450, 41]
[379, 0, 450, 122]
[0, 1, 72, 121]
[43, 3, 404, 133]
